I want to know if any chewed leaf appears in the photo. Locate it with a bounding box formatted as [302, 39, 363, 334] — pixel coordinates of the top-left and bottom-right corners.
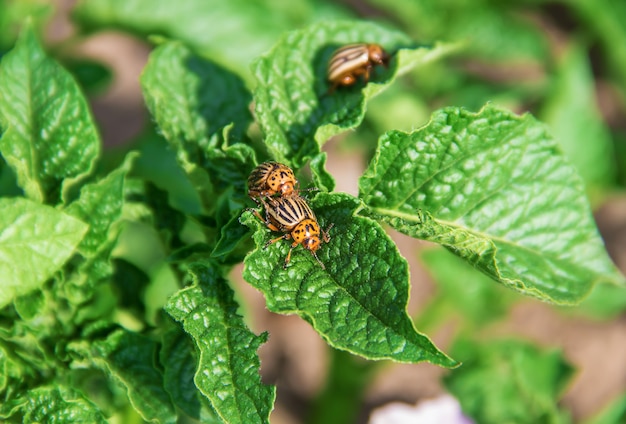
[165, 263, 275, 424]
[242, 192, 456, 367]
[359, 104, 624, 304]
[0, 21, 100, 204]
[0, 197, 87, 308]
[252, 20, 456, 166]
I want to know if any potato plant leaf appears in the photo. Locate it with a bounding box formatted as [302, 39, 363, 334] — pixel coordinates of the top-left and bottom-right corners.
[444, 338, 574, 424]
[73, 0, 302, 73]
[252, 20, 456, 167]
[91, 329, 177, 424]
[419, 248, 515, 329]
[140, 40, 256, 210]
[160, 326, 222, 422]
[0, 197, 87, 308]
[584, 393, 626, 424]
[61, 153, 135, 303]
[0, 21, 99, 204]
[65, 153, 135, 258]
[541, 44, 615, 188]
[367, 0, 548, 62]
[165, 262, 275, 424]
[242, 192, 456, 367]
[359, 104, 623, 304]
[0, 386, 106, 423]
[141, 40, 252, 163]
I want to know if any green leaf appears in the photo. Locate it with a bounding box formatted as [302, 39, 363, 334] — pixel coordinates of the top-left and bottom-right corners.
[366, 0, 548, 62]
[210, 211, 252, 263]
[160, 325, 223, 423]
[110, 258, 150, 314]
[72, 0, 349, 74]
[0, 197, 88, 308]
[309, 152, 336, 193]
[419, 248, 515, 329]
[444, 338, 574, 424]
[132, 129, 203, 215]
[61, 154, 135, 303]
[575, 282, 626, 319]
[165, 262, 274, 424]
[140, 40, 257, 208]
[242, 192, 456, 367]
[0, 386, 106, 423]
[541, 43, 615, 189]
[13, 289, 45, 321]
[65, 153, 135, 258]
[62, 57, 113, 95]
[359, 104, 623, 304]
[0, 155, 21, 197]
[141, 40, 252, 163]
[0, 1, 52, 50]
[584, 393, 626, 424]
[252, 19, 457, 166]
[447, 4, 548, 62]
[91, 329, 177, 424]
[567, 0, 626, 98]
[0, 21, 100, 204]
[0, 347, 8, 394]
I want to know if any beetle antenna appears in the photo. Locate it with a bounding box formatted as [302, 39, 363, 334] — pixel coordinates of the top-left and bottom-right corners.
[312, 252, 326, 270]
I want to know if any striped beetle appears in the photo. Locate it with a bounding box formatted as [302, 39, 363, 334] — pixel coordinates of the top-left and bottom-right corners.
[250, 195, 332, 269]
[248, 161, 298, 202]
[327, 43, 390, 92]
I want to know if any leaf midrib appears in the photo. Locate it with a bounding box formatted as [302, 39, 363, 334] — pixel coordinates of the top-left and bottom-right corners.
[370, 205, 599, 278]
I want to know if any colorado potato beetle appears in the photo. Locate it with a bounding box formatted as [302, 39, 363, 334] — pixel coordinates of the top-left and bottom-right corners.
[247, 161, 298, 201]
[327, 43, 390, 91]
[250, 195, 332, 269]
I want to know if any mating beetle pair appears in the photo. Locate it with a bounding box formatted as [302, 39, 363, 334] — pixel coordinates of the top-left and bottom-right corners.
[247, 162, 332, 270]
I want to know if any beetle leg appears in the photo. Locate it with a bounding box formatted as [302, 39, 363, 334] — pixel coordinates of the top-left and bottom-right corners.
[297, 185, 320, 197]
[264, 233, 292, 250]
[363, 64, 373, 83]
[279, 239, 302, 269]
[327, 82, 337, 95]
[246, 208, 266, 223]
[341, 74, 355, 86]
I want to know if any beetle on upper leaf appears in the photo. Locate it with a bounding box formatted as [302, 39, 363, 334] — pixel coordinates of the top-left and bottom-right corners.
[327, 43, 390, 92]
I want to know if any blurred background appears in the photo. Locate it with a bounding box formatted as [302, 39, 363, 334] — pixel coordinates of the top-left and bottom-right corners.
[2, 0, 626, 422]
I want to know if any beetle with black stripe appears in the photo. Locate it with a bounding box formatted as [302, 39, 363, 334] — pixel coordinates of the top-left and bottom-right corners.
[247, 161, 298, 202]
[248, 195, 333, 269]
[327, 43, 390, 92]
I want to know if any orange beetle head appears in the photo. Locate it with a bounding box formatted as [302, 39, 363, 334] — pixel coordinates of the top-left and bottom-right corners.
[303, 236, 321, 252]
[367, 44, 389, 66]
[292, 219, 322, 250]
